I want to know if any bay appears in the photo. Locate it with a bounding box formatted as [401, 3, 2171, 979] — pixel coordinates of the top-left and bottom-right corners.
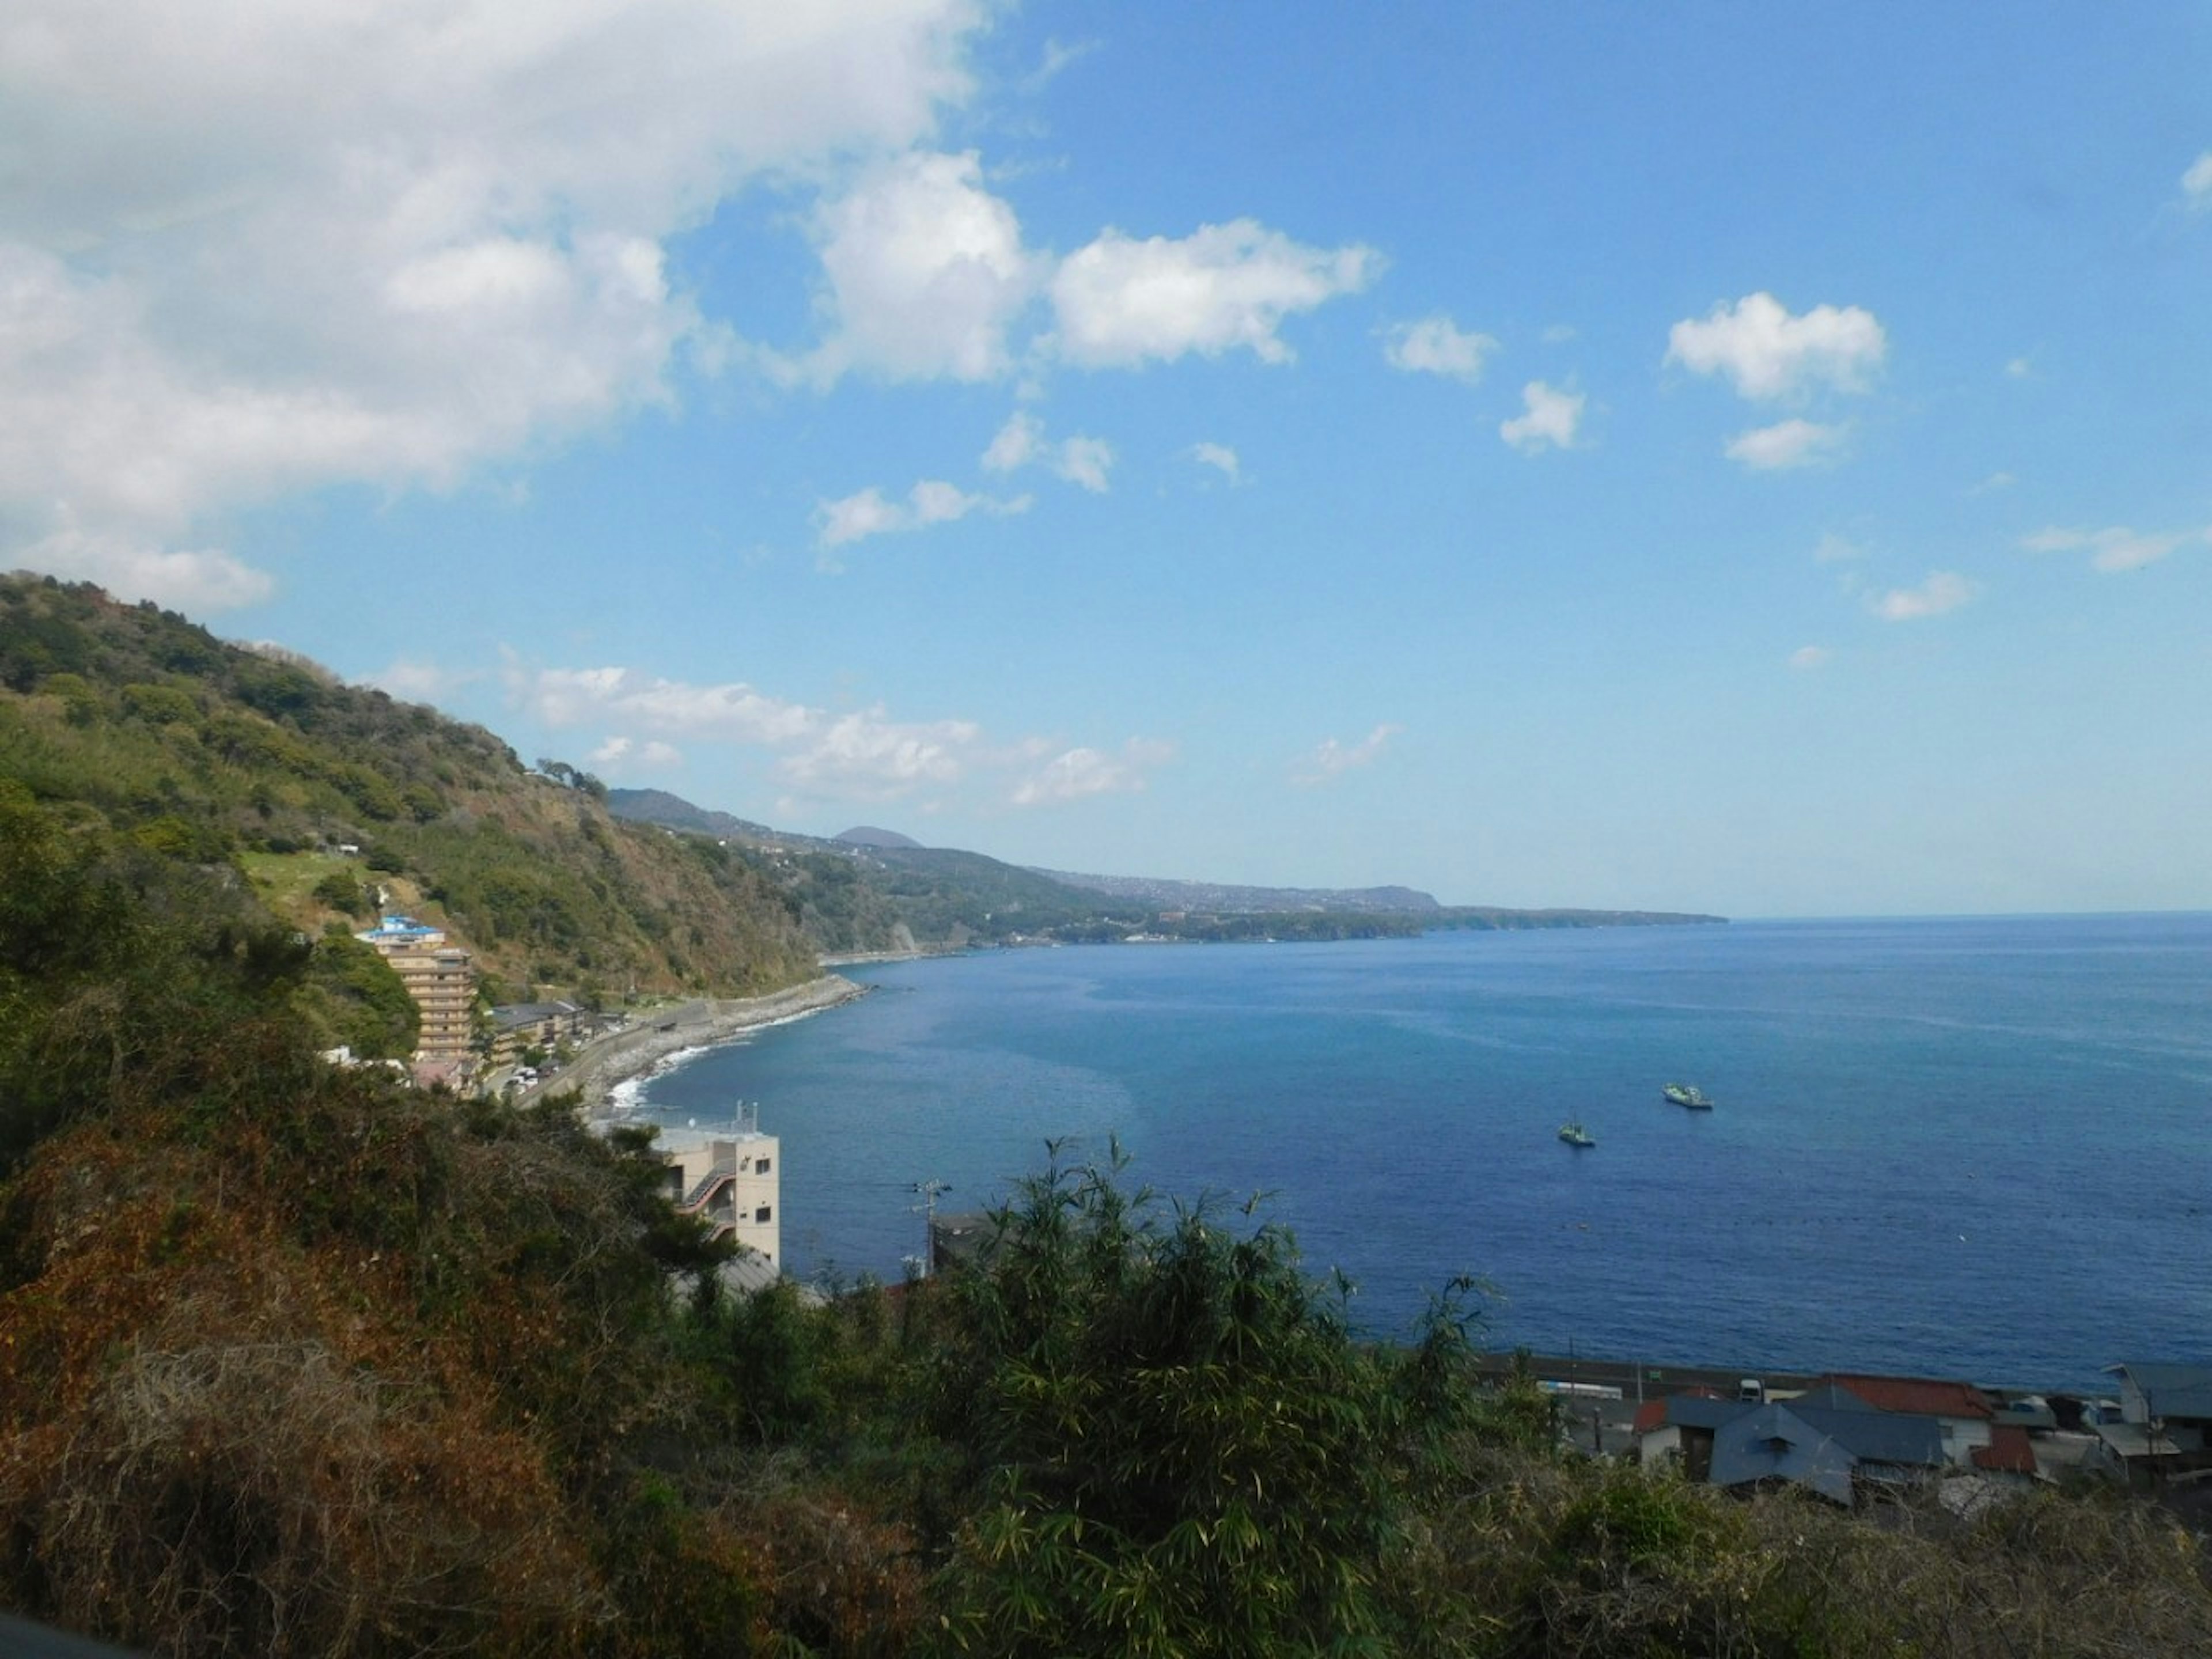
[635, 914, 2212, 1392]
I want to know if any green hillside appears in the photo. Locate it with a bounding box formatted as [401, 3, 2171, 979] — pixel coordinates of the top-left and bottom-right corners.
[0, 574, 817, 1014]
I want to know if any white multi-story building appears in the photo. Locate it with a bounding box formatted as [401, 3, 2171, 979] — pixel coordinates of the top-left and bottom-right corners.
[653, 1117, 780, 1269]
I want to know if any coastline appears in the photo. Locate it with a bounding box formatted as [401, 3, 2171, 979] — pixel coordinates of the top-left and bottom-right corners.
[540, 975, 870, 1118]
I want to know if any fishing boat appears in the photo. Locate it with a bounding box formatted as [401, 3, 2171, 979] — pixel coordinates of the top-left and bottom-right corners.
[1558, 1121, 1596, 1147]
[1662, 1083, 1714, 1110]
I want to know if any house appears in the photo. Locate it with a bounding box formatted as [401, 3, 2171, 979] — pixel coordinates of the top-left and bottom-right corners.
[1638, 1391, 1946, 1504]
[1799, 1373, 1998, 1468]
[652, 1120, 781, 1270]
[488, 1000, 593, 1066]
[1634, 1387, 1729, 1475]
[2091, 1362, 2212, 1481]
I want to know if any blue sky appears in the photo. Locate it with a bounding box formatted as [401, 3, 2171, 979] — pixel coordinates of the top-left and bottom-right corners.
[5, 2, 2208, 916]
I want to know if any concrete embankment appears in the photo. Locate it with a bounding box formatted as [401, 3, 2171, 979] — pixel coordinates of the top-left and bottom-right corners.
[527, 975, 868, 1115]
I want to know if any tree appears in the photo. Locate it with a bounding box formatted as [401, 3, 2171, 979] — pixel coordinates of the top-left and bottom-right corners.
[926, 1148, 1444, 1658]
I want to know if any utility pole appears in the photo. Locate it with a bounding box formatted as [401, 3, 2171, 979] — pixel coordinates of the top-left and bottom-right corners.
[912, 1179, 952, 1277]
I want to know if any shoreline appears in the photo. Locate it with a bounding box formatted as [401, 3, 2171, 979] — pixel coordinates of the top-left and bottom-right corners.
[535, 975, 870, 1118]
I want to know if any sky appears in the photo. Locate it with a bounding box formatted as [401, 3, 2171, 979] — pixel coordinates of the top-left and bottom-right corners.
[4, 2, 2209, 918]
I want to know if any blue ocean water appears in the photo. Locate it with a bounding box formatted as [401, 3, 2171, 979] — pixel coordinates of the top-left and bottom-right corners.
[637, 916, 2212, 1391]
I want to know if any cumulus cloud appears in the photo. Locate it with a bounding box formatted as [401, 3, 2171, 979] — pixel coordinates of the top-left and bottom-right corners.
[1011, 740, 1174, 806]
[1191, 442, 1241, 483]
[1789, 645, 1831, 670]
[1382, 315, 1497, 382]
[0, 0, 991, 608]
[1499, 381, 1584, 453]
[982, 410, 1114, 491]
[805, 150, 1041, 384]
[1291, 723, 1401, 787]
[14, 518, 274, 612]
[1666, 293, 1887, 400]
[589, 735, 684, 771]
[1724, 418, 1845, 470]
[2184, 152, 2212, 207]
[1048, 220, 1379, 368]
[518, 662, 979, 802]
[2021, 524, 2206, 573]
[816, 479, 1031, 550]
[516, 660, 1165, 808]
[1870, 571, 1977, 621]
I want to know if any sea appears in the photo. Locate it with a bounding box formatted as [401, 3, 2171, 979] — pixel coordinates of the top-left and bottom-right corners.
[630, 915, 2212, 1393]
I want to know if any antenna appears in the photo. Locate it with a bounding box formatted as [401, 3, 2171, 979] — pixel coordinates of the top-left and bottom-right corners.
[911, 1178, 952, 1277]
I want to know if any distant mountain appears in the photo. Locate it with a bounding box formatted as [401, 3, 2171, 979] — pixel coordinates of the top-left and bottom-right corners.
[1031, 868, 1442, 915]
[604, 788, 1725, 949]
[837, 825, 924, 850]
[606, 787, 779, 843]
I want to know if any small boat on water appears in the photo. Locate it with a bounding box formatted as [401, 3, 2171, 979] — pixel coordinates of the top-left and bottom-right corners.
[1662, 1082, 1714, 1110]
[1558, 1121, 1596, 1147]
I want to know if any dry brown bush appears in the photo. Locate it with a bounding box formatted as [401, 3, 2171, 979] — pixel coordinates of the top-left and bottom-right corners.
[14, 1333, 602, 1658]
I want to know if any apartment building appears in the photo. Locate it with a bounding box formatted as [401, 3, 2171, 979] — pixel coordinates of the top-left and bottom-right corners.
[356, 914, 476, 1066]
[653, 1119, 781, 1269]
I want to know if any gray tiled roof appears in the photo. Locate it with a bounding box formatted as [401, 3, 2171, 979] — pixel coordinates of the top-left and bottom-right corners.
[2108, 1362, 2212, 1419]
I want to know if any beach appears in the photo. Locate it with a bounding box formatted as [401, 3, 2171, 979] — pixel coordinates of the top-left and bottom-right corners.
[532, 975, 870, 1117]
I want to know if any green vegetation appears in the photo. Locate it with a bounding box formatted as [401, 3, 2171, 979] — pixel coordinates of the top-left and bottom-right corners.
[605, 790, 1726, 954]
[0, 574, 817, 998]
[3, 577, 2203, 1656]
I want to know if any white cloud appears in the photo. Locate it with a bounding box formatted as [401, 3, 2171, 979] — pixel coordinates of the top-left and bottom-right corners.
[805, 150, 1041, 384]
[516, 659, 1166, 809]
[1291, 723, 1401, 787]
[2021, 524, 2204, 573]
[1666, 292, 1887, 400]
[982, 411, 1113, 491]
[1382, 315, 1497, 382]
[2183, 152, 2212, 207]
[1191, 442, 1241, 483]
[14, 518, 273, 613]
[1971, 471, 2016, 494]
[982, 410, 1044, 471]
[1789, 646, 1831, 670]
[2005, 357, 2033, 378]
[1724, 418, 1845, 471]
[0, 0, 990, 607]
[1048, 220, 1379, 368]
[518, 662, 980, 802]
[1056, 435, 1114, 493]
[1499, 381, 1584, 453]
[1870, 571, 1977, 621]
[816, 479, 1030, 549]
[1010, 740, 1173, 806]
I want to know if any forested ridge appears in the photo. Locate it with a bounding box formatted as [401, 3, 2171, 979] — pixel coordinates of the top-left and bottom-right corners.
[0, 574, 819, 1013]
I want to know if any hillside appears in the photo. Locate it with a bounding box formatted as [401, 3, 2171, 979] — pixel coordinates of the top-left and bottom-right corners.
[608, 787, 1726, 948]
[0, 575, 817, 1019]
